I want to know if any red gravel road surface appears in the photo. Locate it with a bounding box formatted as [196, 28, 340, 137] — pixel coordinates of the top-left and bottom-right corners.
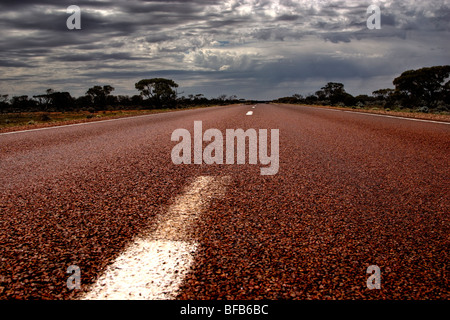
[0, 103, 448, 300]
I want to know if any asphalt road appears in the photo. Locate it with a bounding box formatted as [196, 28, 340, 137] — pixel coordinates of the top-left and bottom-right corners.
[0, 104, 448, 300]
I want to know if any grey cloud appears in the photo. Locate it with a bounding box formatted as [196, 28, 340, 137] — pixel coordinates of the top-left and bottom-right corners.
[0, 0, 449, 99]
[0, 60, 36, 68]
[49, 52, 146, 62]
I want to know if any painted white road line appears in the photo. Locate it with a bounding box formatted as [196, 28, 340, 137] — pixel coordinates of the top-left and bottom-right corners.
[343, 110, 450, 125]
[0, 113, 167, 136]
[246, 111, 253, 116]
[273, 103, 449, 125]
[81, 239, 197, 300]
[0, 104, 249, 136]
[80, 175, 230, 300]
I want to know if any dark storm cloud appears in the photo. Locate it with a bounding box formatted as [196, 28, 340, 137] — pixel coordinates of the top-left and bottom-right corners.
[0, 0, 114, 9]
[49, 52, 147, 62]
[0, 60, 35, 68]
[0, 0, 449, 99]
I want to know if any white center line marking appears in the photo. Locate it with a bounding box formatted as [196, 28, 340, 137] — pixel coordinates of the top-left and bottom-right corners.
[80, 175, 231, 300]
[0, 113, 166, 136]
[343, 110, 450, 125]
[246, 111, 253, 116]
[274, 103, 449, 125]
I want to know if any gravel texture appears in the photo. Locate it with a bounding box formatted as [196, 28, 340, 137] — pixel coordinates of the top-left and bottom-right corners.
[0, 104, 448, 300]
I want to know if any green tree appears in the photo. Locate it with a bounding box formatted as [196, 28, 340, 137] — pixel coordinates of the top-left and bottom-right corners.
[11, 95, 34, 111]
[217, 94, 227, 104]
[372, 88, 394, 100]
[33, 89, 54, 111]
[444, 79, 450, 106]
[0, 94, 9, 113]
[135, 78, 178, 108]
[49, 92, 75, 111]
[316, 82, 355, 106]
[320, 82, 345, 99]
[393, 65, 450, 109]
[86, 85, 115, 108]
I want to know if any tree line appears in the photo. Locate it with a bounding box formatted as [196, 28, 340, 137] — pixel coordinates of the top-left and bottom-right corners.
[274, 65, 450, 113]
[1, 65, 449, 114]
[0, 78, 243, 113]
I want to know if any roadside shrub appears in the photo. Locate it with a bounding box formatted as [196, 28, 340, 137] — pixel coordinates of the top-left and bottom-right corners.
[435, 101, 449, 112]
[417, 106, 429, 113]
[40, 113, 51, 121]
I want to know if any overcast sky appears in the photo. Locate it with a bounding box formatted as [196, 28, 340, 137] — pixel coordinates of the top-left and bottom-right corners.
[0, 0, 449, 100]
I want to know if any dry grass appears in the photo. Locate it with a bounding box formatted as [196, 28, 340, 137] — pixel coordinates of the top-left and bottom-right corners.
[0, 109, 183, 133]
[299, 104, 450, 122]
